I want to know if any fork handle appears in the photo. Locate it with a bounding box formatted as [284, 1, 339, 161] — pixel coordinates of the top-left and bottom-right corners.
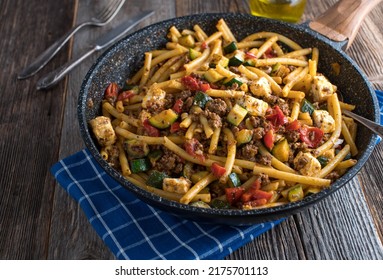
[36, 46, 97, 90]
[18, 22, 90, 79]
[343, 110, 383, 139]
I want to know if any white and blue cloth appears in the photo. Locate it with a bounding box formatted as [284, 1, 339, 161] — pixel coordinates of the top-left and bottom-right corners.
[51, 90, 383, 260]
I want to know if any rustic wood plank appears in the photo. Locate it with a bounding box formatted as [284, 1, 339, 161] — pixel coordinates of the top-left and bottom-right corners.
[0, 0, 75, 259]
[228, 1, 383, 259]
[48, 0, 177, 260]
[49, 0, 383, 260]
[358, 146, 383, 242]
[228, 179, 383, 260]
[1, 0, 382, 260]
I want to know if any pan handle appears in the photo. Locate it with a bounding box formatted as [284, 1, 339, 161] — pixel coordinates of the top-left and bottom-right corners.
[309, 0, 382, 50]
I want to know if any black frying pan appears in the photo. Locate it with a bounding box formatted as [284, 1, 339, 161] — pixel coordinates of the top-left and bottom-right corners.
[78, 0, 380, 225]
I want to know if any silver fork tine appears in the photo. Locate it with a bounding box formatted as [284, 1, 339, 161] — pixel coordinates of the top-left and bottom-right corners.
[97, 0, 125, 23]
[18, 0, 126, 79]
[95, 0, 118, 19]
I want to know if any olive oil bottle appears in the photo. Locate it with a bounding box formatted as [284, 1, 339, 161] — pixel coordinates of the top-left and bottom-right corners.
[249, 0, 307, 23]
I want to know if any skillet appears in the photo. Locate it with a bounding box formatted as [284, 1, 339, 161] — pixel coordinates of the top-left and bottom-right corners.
[78, 0, 381, 225]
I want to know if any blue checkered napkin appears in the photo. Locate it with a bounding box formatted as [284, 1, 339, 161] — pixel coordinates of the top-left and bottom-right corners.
[51, 149, 283, 260]
[51, 91, 383, 260]
[376, 90, 383, 125]
[375, 90, 383, 143]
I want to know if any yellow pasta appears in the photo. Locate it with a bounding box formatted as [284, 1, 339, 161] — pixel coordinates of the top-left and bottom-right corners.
[193, 24, 208, 41]
[315, 93, 342, 156]
[117, 140, 131, 177]
[253, 165, 331, 187]
[216, 19, 237, 43]
[115, 126, 165, 145]
[139, 52, 152, 87]
[341, 121, 358, 156]
[334, 159, 357, 170]
[199, 115, 214, 138]
[208, 127, 221, 154]
[145, 184, 211, 203]
[220, 128, 236, 184]
[241, 31, 303, 50]
[102, 102, 140, 127]
[148, 55, 182, 85]
[89, 19, 359, 210]
[281, 48, 312, 58]
[185, 122, 197, 140]
[255, 57, 308, 68]
[282, 67, 309, 97]
[290, 99, 301, 120]
[205, 89, 245, 98]
[340, 101, 356, 111]
[258, 145, 297, 173]
[317, 145, 351, 178]
[184, 48, 210, 73]
[256, 36, 279, 58]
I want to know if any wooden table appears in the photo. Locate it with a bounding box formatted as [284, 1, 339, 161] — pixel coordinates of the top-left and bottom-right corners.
[1, 0, 383, 260]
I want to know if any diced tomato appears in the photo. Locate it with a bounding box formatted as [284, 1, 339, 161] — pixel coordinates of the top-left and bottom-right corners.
[225, 187, 245, 206]
[264, 47, 276, 58]
[240, 192, 253, 203]
[299, 126, 324, 148]
[240, 179, 261, 203]
[104, 82, 119, 102]
[142, 119, 160, 137]
[286, 119, 301, 131]
[245, 51, 257, 59]
[199, 82, 211, 92]
[266, 105, 288, 127]
[184, 138, 206, 162]
[263, 129, 275, 150]
[170, 122, 181, 133]
[211, 162, 227, 178]
[172, 99, 184, 114]
[181, 75, 200, 91]
[253, 189, 273, 200]
[117, 90, 135, 101]
[251, 179, 261, 190]
[241, 187, 273, 203]
[201, 42, 208, 50]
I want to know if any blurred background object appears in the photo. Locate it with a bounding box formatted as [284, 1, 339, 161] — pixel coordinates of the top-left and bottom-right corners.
[248, 0, 307, 23]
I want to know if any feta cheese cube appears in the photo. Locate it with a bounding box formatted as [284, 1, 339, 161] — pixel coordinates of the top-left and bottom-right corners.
[312, 110, 335, 133]
[293, 152, 322, 177]
[249, 77, 272, 97]
[142, 84, 166, 109]
[162, 177, 192, 194]
[89, 116, 117, 146]
[237, 94, 268, 117]
[310, 75, 337, 102]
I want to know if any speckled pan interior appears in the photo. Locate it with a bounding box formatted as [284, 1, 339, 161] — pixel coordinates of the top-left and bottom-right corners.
[78, 13, 379, 225]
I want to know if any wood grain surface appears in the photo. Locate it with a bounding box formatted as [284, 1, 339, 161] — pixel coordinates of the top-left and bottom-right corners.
[1, 0, 382, 260]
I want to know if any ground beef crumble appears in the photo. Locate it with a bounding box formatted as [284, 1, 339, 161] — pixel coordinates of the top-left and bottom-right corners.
[153, 147, 184, 175]
[205, 98, 227, 117]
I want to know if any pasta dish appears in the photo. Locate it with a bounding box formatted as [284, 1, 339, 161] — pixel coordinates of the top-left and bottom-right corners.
[89, 19, 358, 210]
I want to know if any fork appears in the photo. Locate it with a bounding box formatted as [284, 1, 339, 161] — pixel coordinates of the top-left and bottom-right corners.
[18, 0, 126, 79]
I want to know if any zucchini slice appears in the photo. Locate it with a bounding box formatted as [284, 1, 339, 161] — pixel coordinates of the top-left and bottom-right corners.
[227, 104, 248, 126]
[224, 41, 238, 54]
[149, 109, 178, 129]
[147, 170, 169, 189]
[193, 91, 211, 108]
[130, 158, 151, 173]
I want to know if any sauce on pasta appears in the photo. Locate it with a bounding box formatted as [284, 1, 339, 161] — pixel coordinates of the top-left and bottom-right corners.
[89, 19, 358, 210]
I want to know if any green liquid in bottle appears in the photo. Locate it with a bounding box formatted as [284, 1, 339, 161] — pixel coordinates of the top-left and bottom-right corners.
[249, 0, 307, 23]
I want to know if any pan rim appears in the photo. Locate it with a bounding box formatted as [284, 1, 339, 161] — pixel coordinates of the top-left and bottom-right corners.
[78, 12, 379, 224]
